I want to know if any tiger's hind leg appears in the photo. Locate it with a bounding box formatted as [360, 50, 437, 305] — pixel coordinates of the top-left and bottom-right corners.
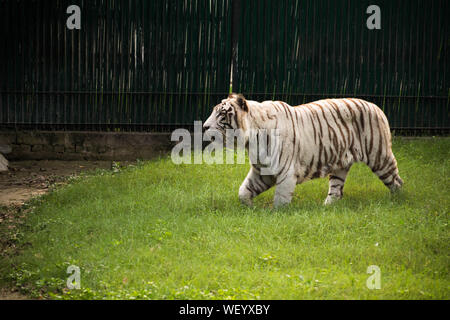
[372, 155, 403, 192]
[324, 167, 351, 205]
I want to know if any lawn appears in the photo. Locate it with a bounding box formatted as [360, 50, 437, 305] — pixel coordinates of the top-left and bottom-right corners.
[1, 137, 449, 299]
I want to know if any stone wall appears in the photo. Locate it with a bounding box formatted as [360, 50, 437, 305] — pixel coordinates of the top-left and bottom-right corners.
[0, 131, 176, 161]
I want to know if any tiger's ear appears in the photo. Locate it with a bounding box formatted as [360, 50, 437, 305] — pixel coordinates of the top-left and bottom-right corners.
[229, 93, 248, 112]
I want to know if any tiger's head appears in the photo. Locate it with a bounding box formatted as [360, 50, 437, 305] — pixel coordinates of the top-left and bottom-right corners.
[203, 93, 248, 136]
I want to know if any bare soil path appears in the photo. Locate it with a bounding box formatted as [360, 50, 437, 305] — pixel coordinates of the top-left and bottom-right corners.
[0, 160, 115, 206]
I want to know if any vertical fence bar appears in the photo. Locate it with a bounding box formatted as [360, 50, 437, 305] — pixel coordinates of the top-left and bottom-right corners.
[231, 0, 241, 91]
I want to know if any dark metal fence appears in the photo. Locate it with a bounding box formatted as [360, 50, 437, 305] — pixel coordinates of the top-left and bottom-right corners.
[0, 0, 449, 133]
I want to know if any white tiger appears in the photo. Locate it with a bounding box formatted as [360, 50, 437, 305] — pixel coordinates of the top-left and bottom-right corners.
[203, 93, 403, 208]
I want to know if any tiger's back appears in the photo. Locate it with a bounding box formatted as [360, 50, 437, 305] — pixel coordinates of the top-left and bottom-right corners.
[290, 98, 395, 176]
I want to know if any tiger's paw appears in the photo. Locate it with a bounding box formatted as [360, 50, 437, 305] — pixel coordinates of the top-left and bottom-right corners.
[273, 195, 293, 209]
[324, 194, 341, 205]
[389, 176, 404, 193]
[239, 197, 254, 207]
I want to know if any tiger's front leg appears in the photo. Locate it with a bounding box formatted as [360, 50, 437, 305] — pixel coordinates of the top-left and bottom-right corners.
[239, 167, 274, 206]
[273, 174, 297, 208]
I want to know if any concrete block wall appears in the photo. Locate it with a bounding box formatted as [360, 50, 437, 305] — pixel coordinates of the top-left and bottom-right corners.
[0, 131, 175, 161]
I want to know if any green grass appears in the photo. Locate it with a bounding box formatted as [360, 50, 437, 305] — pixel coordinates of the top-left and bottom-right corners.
[1, 138, 449, 299]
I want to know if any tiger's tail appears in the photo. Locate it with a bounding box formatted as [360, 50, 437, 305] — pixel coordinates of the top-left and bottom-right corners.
[372, 154, 403, 192]
[369, 109, 403, 192]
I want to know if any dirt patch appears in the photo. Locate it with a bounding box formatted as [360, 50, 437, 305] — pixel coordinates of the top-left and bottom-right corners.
[0, 160, 119, 206]
[0, 288, 29, 300]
